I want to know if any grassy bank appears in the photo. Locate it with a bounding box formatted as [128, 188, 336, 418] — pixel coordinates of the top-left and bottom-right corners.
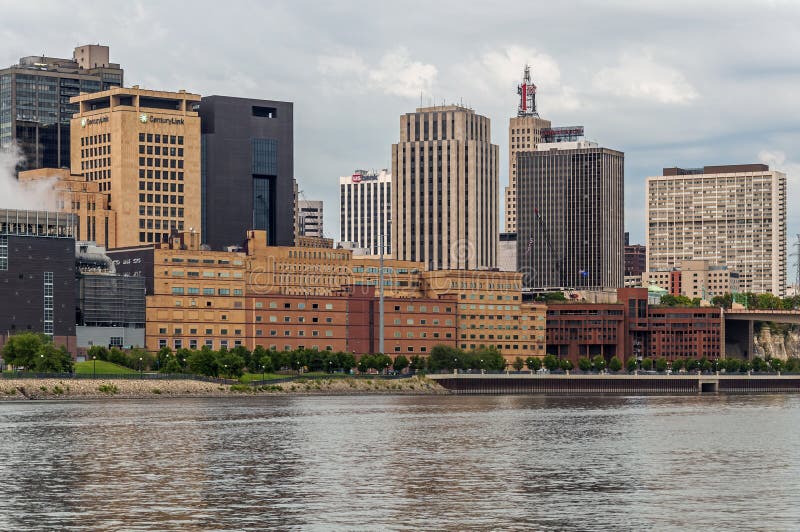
[0, 376, 446, 400]
[74, 361, 138, 375]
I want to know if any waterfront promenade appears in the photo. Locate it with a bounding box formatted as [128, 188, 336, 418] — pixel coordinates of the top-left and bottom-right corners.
[428, 372, 800, 394]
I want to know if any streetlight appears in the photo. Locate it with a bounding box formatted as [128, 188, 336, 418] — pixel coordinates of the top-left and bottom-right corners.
[40, 354, 44, 374]
[92, 355, 96, 379]
[262, 365, 266, 382]
[139, 357, 143, 379]
[223, 364, 228, 378]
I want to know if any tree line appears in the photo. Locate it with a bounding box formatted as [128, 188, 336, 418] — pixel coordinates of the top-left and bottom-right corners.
[1, 333, 74, 373]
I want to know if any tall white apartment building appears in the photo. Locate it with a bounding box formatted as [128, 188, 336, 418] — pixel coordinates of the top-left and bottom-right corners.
[339, 170, 391, 256]
[646, 164, 787, 296]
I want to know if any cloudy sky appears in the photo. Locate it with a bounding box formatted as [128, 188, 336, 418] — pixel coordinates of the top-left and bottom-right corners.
[2, 0, 799, 268]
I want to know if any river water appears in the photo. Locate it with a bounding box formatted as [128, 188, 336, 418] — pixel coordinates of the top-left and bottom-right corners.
[0, 394, 799, 531]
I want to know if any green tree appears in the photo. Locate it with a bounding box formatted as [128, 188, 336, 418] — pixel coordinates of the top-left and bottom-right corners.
[700, 358, 712, 372]
[608, 356, 622, 372]
[641, 357, 653, 371]
[670, 358, 684, 372]
[543, 354, 559, 372]
[592, 355, 606, 372]
[162, 357, 182, 374]
[337, 352, 356, 372]
[108, 347, 126, 366]
[626, 357, 638, 373]
[87, 345, 109, 362]
[751, 356, 767, 372]
[655, 358, 668, 373]
[783, 358, 800, 373]
[409, 355, 426, 373]
[188, 347, 218, 377]
[578, 357, 591, 372]
[392, 355, 410, 373]
[2, 333, 48, 369]
[769, 358, 783, 372]
[659, 294, 695, 307]
[357, 355, 373, 373]
[217, 350, 245, 378]
[512, 357, 525, 372]
[428, 345, 461, 372]
[251, 345, 268, 371]
[533, 292, 567, 303]
[739, 359, 752, 373]
[33, 344, 73, 373]
[559, 358, 573, 371]
[723, 358, 739, 373]
[525, 356, 542, 371]
[711, 294, 733, 309]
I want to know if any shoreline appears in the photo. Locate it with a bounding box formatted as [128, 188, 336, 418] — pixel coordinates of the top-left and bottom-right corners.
[0, 376, 448, 401]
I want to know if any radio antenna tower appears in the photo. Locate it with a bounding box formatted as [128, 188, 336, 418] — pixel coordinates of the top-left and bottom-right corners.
[517, 64, 539, 118]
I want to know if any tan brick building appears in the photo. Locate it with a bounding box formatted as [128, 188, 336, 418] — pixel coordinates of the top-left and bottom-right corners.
[392, 105, 499, 270]
[18, 168, 116, 248]
[70, 87, 201, 249]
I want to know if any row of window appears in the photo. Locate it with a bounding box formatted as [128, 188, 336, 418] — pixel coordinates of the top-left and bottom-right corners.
[139, 133, 184, 144]
[138, 157, 184, 169]
[139, 181, 184, 193]
[138, 193, 184, 205]
[139, 144, 183, 156]
[171, 287, 244, 296]
[139, 169, 185, 180]
[80, 133, 110, 146]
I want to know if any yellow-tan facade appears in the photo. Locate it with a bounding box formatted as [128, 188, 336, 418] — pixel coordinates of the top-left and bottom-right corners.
[70, 86, 201, 249]
[503, 114, 551, 234]
[18, 168, 117, 248]
[146, 231, 546, 361]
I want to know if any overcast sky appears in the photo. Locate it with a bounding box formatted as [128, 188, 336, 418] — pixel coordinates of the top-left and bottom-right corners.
[2, 0, 799, 271]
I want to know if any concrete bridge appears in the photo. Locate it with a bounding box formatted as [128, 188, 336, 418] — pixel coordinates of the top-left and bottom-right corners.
[724, 309, 800, 359]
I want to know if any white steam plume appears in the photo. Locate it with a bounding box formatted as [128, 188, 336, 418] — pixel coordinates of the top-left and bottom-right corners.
[0, 146, 60, 211]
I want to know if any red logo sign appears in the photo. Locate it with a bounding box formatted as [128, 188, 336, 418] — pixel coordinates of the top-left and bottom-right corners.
[352, 174, 362, 183]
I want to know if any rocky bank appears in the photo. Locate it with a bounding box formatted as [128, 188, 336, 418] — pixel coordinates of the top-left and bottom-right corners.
[0, 376, 447, 400]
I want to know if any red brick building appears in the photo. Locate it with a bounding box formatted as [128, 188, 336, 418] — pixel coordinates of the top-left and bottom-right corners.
[246, 285, 457, 356]
[546, 288, 722, 363]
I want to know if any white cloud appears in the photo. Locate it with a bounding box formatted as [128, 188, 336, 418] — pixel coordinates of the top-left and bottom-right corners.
[759, 149, 800, 185]
[592, 51, 698, 104]
[317, 47, 436, 98]
[452, 45, 580, 112]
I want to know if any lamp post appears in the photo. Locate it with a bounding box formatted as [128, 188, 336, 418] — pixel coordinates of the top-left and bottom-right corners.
[224, 364, 228, 379]
[139, 357, 143, 379]
[92, 355, 96, 379]
[40, 354, 44, 374]
[262, 365, 266, 382]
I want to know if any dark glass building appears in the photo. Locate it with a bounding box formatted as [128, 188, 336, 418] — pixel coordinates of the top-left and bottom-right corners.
[197, 96, 294, 250]
[0, 45, 123, 171]
[517, 140, 624, 291]
[0, 209, 77, 353]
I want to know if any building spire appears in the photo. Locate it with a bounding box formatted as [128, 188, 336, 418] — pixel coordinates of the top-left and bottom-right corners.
[517, 64, 539, 118]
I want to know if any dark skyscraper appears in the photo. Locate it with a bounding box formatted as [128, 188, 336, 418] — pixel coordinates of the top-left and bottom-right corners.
[198, 96, 294, 250]
[517, 139, 624, 291]
[0, 45, 123, 170]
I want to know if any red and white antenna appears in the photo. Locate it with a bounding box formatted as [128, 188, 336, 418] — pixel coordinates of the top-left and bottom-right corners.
[517, 64, 539, 118]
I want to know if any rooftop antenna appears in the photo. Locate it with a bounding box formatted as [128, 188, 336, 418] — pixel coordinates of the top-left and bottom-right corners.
[517, 64, 539, 118]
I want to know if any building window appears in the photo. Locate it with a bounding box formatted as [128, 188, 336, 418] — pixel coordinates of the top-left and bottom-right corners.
[0, 236, 7, 270]
[43, 272, 54, 336]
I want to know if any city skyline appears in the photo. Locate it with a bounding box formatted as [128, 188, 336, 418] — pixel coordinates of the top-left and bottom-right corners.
[1, 1, 797, 259]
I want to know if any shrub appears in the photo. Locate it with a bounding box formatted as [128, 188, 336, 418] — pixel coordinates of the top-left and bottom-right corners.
[52, 385, 64, 395]
[151, 388, 162, 395]
[608, 357, 622, 372]
[229, 384, 252, 393]
[578, 357, 591, 371]
[98, 384, 118, 395]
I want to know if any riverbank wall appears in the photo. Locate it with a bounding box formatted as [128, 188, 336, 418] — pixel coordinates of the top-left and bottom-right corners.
[428, 373, 800, 394]
[0, 376, 446, 400]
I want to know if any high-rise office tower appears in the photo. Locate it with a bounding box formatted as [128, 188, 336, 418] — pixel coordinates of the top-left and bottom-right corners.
[296, 199, 324, 238]
[392, 105, 498, 270]
[504, 65, 551, 234]
[70, 87, 201, 248]
[517, 139, 624, 291]
[0, 44, 123, 170]
[646, 164, 787, 296]
[339, 169, 392, 256]
[197, 96, 294, 250]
